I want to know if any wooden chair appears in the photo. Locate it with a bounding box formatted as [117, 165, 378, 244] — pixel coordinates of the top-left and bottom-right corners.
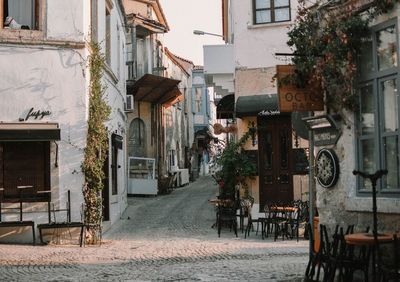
[217, 201, 238, 238]
[377, 233, 400, 282]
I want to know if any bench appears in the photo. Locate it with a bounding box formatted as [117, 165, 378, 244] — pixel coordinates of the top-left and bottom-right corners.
[0, 186, 46, 245]
[37, 190, 85, 247]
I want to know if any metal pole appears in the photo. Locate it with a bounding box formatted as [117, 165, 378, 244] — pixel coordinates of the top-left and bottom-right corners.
[308, 116, 315, 257]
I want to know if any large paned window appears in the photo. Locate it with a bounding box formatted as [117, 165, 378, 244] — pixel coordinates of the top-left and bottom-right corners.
[0, 141, 50, 201]
[357, 19, 399, 196]
[253, 0, 290, 24]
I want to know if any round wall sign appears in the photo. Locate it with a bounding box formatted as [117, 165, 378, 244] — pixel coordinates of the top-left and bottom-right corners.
[316, 148, 339, 188]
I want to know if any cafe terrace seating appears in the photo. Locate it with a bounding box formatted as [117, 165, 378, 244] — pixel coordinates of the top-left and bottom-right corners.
[304, 222, 400, 282]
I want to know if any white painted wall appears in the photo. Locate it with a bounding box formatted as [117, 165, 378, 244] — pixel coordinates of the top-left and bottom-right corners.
[96, 0, 128, 226]
[232, 0, 299, 69]
[46, 0, 85, 41]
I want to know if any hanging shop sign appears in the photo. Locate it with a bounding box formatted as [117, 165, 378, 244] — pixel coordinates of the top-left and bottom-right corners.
[302, 114, 342, 146]
[316, 148, 339, 188]
[276, 65, 324, 112]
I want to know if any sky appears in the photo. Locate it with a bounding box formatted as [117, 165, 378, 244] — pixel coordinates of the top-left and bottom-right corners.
[158, 0, 224, 66]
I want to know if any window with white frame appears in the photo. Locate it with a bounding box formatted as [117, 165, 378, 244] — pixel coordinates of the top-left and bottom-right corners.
[1, 0, 41, 30]
[253, 0, 290, 24]
[356, 19, 399, 196]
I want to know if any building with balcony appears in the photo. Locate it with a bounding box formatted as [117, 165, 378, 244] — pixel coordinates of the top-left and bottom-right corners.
[123, 0, 193, 191]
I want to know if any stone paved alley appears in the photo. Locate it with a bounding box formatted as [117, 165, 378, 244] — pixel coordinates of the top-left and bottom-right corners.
[0, 177, 308, 281]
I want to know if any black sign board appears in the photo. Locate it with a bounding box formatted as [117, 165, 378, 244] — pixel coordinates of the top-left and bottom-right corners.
[243, 150, 258, 176]
[293, 148, 309, 175]
[314, 128, 341, 146]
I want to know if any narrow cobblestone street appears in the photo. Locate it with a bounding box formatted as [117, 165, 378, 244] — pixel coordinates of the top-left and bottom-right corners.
[0, 176, 308, 281]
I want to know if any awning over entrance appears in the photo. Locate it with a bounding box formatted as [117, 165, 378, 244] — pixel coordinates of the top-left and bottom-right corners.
[216, 94, 234, 119]
[235, 94, 279, 118]
[129, 74, 182, 105]
[0, 123, 60, 141]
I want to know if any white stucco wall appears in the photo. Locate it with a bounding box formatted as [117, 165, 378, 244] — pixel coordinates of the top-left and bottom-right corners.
[0, 46, 88, 225]
[232, 0, 299, 69]
[46, 0, 85, 41]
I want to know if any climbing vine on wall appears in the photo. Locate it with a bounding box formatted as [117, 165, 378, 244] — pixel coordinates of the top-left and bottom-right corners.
[82, 41, 111, 244]
[286, 0, 398, 114]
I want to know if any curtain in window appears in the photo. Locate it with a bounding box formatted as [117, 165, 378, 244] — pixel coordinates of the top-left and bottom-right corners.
[8, 0, 34, 29]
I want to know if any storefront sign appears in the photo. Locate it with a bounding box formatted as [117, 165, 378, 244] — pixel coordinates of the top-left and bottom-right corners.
[22, 107, 51, 121]
[258, 109, 280, 116]
[276, 65, 324, 112]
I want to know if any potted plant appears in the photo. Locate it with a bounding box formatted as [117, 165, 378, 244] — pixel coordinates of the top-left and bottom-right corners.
[212, 128, 256, 200]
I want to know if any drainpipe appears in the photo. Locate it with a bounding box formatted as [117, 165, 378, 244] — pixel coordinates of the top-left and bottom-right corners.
[308, 112, 315, 257]
[130, 24, 137, 79]
[91, 0, 98, 43]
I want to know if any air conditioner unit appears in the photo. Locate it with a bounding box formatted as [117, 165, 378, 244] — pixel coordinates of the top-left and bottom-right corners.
[125, 95, 134, 112]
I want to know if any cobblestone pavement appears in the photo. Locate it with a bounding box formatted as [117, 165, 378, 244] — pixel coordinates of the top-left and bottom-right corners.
[0, 176, 309, 281]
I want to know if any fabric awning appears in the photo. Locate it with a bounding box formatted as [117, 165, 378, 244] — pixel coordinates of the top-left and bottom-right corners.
[0, 123, 61, 141]
[236, 94, 279, 118]
[216, 94, 234, 119]
[129, 74, 182, 105]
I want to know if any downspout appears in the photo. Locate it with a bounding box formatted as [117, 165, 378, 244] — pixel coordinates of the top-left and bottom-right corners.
[130, 24, 137, 79]
[91, 0, 98, 43]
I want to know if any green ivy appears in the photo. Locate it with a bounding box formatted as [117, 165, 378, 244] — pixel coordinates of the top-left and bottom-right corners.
[286, 0, 397, 113]
[81, 41, 111, 244]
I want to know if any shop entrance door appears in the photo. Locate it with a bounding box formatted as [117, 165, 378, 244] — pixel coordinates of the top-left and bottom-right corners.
[258, 115, 293, 208]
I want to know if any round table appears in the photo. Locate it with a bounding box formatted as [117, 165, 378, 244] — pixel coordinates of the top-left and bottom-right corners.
[345, 232, 395, 246]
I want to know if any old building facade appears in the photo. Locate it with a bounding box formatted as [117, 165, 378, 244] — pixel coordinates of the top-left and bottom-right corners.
[204, 0, 308, 217]
[0, 0, 128, 242]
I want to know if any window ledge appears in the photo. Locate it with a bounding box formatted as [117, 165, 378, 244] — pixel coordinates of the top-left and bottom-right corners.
[248, 21, 293, 30]
[0, 29, 85, 49]
[0, 29, 44, 41]
[345, 196, 400, 214]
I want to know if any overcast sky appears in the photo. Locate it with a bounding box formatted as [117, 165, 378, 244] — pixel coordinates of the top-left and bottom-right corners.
[159, 0, 224, 66]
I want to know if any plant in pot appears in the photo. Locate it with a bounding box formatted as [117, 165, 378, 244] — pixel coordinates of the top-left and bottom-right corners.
[212, 129, 256, 201]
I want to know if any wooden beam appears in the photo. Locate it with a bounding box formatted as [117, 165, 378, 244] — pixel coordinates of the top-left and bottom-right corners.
[0, 0, 4, 29]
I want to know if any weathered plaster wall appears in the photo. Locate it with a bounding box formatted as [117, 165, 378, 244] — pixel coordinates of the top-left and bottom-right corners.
[316, 6, 400, 234]
[317, 115, 400, 233]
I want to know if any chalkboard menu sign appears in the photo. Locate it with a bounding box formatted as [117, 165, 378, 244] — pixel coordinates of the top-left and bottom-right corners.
[243, 150, 258, 176]
[293, 148, 309, 175]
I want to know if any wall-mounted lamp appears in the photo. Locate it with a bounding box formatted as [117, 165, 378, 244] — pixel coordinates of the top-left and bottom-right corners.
[249, 122, 257, 147]
[302, 114, 341, 131]
[193, 30, 223, 38]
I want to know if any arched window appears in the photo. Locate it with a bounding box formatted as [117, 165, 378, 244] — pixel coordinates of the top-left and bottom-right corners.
[128, 118, 146, 157]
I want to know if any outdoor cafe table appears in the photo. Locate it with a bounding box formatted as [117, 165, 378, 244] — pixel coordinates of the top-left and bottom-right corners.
[344, 232, 394, 246]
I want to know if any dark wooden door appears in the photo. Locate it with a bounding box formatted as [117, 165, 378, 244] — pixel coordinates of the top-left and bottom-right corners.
[258, 116, 293, 208]
[1, 141, 50, 199]
[102, 155, 110, 221]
